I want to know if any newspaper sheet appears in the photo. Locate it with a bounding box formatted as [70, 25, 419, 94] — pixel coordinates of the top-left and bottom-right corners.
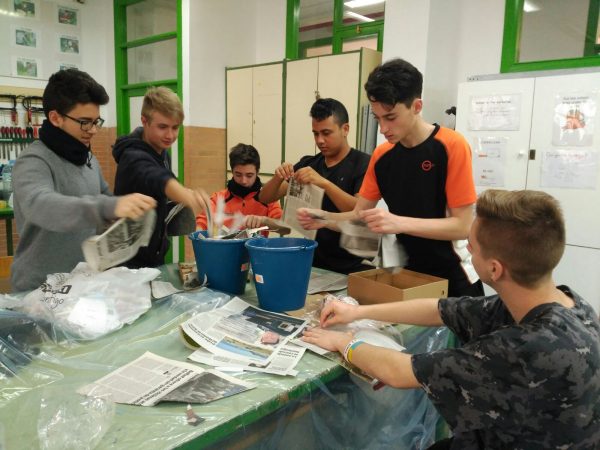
[282, 178, 324, 240]
[188, 343, 305, 376]
[165, 202, 196, 237]
[82, 209, 156, 272]
[77, 351, 255, 406]
[180, 297, 308, 366]
[338, 219, 379, 259]
[307, 272, 348, 294]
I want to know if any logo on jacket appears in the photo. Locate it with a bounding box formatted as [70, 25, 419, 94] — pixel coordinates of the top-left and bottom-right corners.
[421, 160, 434, 171]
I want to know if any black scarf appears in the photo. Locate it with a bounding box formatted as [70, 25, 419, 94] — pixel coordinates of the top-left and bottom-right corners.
[227, 177, 262, 199]
[39, 119, 92, 167]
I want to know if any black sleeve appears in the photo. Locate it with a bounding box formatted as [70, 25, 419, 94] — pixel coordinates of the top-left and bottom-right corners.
[293, 154, 316, 171]
[350, 152, 370, 195]
[117, 150, 175, 199]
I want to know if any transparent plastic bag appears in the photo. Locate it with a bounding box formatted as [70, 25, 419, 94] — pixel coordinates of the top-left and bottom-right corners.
[37, 388, 114, 450]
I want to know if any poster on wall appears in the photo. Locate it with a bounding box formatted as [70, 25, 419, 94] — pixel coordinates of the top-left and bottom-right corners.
[552, 93, 597, 147]
[14, 26, 38, 48]
[541, 149, 599, 190]
[468, 94, 521, 131]
[472, 136, 507, 187]
[13, 0, 36, 18]
[12, 56, 41, 78]
[57, 5, 78, 26]
[59, 34, 80, 54]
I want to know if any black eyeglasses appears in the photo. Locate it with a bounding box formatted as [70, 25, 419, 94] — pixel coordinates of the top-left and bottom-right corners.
[62, 113, 105, 131]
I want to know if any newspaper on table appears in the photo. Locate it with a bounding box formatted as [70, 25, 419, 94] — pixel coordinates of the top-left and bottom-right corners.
[307, 272, 348, 294]
[78, 351, 255, 406]
[180, 297, 308, 375]
[282, 178, 324, 240]
[188, 345, 304, 376]
[82, 209, 156, 272]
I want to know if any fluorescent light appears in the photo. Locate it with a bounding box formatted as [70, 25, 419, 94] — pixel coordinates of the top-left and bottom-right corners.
[345, 0, 385, 9]
[523, 1, 540, 12]
[345, 11, 375, 22]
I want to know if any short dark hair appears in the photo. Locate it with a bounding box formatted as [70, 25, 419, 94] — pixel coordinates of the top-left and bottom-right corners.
[43, 68, 109, 118]
[476, 189, 565, 288]
[229, 143, 260, 171]
[309, 98, 349, 126]
[364, 58, 423, 108]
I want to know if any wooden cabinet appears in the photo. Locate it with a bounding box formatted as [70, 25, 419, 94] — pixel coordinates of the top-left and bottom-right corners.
[226, 49, 381, 176]
[226, 62, 283, 174]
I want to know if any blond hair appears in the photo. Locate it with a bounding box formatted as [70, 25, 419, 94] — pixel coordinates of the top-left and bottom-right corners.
[476, 189, 565, 288]
[141, 86, 184, 123]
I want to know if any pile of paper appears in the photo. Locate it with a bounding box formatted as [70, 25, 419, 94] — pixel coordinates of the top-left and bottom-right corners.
[180, 297, 308, 376]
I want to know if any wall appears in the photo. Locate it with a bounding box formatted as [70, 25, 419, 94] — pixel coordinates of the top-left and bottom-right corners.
[382, 0, 505, 126]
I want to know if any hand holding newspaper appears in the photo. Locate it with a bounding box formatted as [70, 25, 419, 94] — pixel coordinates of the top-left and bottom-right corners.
[82, 209, 156, 271]
[282, 178, 324, 240]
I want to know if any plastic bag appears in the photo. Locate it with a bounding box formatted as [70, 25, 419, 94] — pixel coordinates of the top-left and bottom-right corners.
[0, 263, 160, 340]
[38, 388, 114, 450]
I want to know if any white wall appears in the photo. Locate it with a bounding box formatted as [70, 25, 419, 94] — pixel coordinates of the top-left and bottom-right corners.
[382, 0, 505, 126]
[186, 0, 285, 128]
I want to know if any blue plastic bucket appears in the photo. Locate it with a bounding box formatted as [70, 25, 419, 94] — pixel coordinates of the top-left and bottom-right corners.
[189, 231, 250, 295]
[245, 237, 318, 312]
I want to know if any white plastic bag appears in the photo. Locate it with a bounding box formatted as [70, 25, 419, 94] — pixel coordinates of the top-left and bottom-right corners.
[10, 263, 159, 340]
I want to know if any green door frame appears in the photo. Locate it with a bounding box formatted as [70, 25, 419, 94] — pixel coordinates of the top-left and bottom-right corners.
[501, 0, 600, 73]
[113, 0, 185, 262]
[287, 0, 384, 59]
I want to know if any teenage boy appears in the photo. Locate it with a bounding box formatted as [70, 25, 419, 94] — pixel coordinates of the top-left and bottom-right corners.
[11, 69, 156, 292]
[113, 86, 205, 268]
[195, 143, 282, 231]
[259, 98, 371, 274]
[303, 189, 600, 449]
[298, 59, 482, 296]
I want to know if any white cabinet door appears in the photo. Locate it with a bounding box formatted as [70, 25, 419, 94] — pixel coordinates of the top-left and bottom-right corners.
[526, 72, 600, 249]
[226, 68, 253, 150]
[317, 52, 360, 148]
[284, 58, 319, 165]
[253, 64, 283, 174]
[456, 78, 535, 192]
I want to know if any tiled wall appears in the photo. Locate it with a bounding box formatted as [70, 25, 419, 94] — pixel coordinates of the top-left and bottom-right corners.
[0, 126, 227, 262]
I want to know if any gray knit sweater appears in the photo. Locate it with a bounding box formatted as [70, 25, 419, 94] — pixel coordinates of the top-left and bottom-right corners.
[11, 140, 118, 292]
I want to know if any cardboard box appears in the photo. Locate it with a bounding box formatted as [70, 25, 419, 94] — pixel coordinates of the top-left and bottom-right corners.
[347, 268, 448, 305]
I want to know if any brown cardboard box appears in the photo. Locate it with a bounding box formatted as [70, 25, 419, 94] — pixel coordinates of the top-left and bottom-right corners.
[347, 268, 448, 304]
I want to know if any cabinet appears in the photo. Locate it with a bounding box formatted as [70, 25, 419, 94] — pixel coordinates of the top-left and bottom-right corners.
[226, 62, 283, 174]
[456, 71, 600, 311]
[226, 49, 381, 177]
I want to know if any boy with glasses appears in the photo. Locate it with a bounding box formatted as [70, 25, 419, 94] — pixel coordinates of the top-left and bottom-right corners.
[11, 69, 156, 292]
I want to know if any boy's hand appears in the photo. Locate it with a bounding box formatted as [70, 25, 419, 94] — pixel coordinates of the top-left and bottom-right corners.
[114, 193, 156, 219]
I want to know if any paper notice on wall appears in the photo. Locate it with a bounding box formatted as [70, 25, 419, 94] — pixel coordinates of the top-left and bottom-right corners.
[472, 137, 507, 187]
[541, 149, 599, 190]
[552, 93, 597, 147]
[468, 94, 521, 131]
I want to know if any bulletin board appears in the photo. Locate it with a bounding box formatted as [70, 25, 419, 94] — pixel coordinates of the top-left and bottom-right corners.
[0, 0, 82, 80]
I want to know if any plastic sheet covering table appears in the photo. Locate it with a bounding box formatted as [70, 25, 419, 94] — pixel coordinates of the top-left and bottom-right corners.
[0, 264, 449, 450]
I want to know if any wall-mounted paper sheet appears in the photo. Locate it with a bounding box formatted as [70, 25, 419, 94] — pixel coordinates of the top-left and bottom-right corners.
[468, 94, 521, 131]
[541, 149, 599, 190]
[472, 136, 507, 187]
[552, 93, 597, 147]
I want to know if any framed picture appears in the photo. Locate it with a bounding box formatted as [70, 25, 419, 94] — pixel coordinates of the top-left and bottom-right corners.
[58, 5, 78, 26]
[59, 35, 80, 54]
[13, 57, 40, 78]
[58, 62, 78, 71]
[14, 27, 37, 48]
[13, 0, 36, 17]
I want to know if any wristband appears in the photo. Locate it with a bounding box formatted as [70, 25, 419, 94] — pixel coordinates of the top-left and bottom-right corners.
[343, 339, 365, 363]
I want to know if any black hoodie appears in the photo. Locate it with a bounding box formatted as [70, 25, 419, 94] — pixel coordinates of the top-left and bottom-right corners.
[112, 127, 175, 268]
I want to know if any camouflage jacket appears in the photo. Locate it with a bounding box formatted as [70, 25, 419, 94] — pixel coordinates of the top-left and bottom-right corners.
[412, 286, 600, 449]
